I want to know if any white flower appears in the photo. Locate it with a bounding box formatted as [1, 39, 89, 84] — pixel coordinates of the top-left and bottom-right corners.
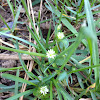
[82, 20, 86, 27]
[57, 32, 65, 39]
[40, 86, 49, 95]
[57, 24, 62, 31]
[46, 49, 56, 59]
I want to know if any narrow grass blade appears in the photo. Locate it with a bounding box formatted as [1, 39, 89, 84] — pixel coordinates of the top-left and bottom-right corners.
[0, 66, 23, 72]
[43, 72, 56, 82]
[59, 84, 74, 100]
[1, 73, 36, 86]
[78, 0, 84, 13]
[27, 26, 47, 53]
[53, 79, 62, 100]
[50, 81, 53, 100]
[15, 41, 33, 79]
[0, 32, 38, 49]
[6, 89, 34, 100]
[6, 0, 15, 17]
[0, 89, 14, 93]
[75, 89, 87, 100]
[65, 0, 71, 6]
[90, 91, 97, 100]
[61, 18, 78, 36]
[46, 4, 78, 36]
[15, 69, 19, 97]
[77, 77, 84, 89]
[84, 0, 99, 89]
[46, 23, 51, 48]
[0, 83, 22, 89]
[0, 46, 46, 57]
[12, 5, 22, 32]
[68, 64, 100, 74]
[0, 15, 11, 30]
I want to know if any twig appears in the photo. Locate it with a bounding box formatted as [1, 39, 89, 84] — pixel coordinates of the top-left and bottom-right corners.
[20, 0, 42, 100]
[0, 54, 44, 60]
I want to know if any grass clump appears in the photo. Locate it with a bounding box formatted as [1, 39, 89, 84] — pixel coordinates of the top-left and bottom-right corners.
[0, 0, 100, 100]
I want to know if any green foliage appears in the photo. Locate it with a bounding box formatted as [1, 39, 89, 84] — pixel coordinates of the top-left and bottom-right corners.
[0, 0, 100, 99]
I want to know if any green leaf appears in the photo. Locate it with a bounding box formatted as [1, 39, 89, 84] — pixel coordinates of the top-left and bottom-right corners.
[0, 15, 11, 30]
[12, 5, 22, 32]
[75, 89, 86, 100]
[59, 38, 69, 51]
[71, 55, 86, 62]
[47, 4, 78, 36]
[57, 31, 83, 73]
[60, 86, 74, 100]
[6, 0, 15, 17]
[0, 66, 23, 72]
[6, 89, 34, 100]
[81, 26, 97, 42]
[15, 41, 34, 79]
[90, 91, 97, 100]
[27, 26, 47, 53]
[1, 73, 36, 86]
[46, 23, 51, 48]
[58, 71, 67, 81]
[77, 77, 84, 89]
[0, 88, 14, 93]
[32, 0, 41, 6]
[69, 64, 100, 74]
[43, 72, 56, 82]
[0, 32, 38, 49]
[53, 45, 58, 54]
[53, 80, 63, 100]
[0, 83, 22, 89]
[15, 69, 19, 96]
[54, 56, 65, 66]
[84, 0, 99, 89]
[50, 81, 53, 100]
[0, 46, 46, 57]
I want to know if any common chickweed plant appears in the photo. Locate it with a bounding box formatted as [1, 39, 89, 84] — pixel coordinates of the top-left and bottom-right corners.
[0, 0, 100, 100]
